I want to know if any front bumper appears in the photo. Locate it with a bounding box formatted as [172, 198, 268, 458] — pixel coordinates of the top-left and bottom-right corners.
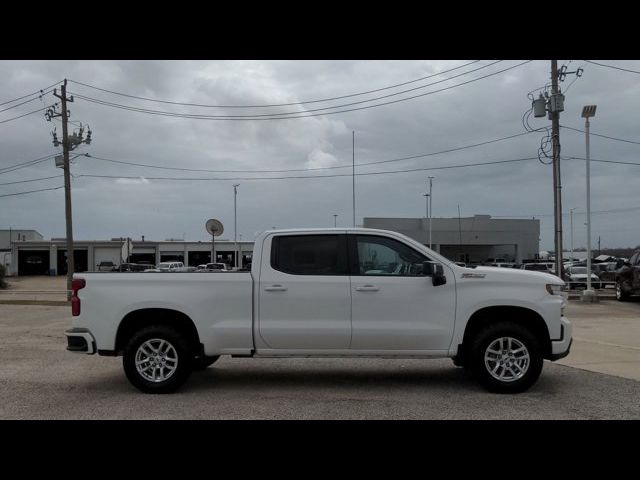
[65, 328, 96, 354]
[549, 315, 572, 360]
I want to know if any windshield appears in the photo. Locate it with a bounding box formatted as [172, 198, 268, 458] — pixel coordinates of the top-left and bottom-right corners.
[158, 263, 172, 268]
[571, 267, 588, 274]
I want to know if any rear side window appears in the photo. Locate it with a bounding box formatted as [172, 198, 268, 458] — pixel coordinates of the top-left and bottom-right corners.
[271, 235, 348, 275]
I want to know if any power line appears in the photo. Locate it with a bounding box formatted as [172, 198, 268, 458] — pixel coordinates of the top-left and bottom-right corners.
[584, 60, 640, 75]
[68, 60, 484, 109]
[83, 130, 543, 174]
[70, 61, 532, 121]
[0, 185, 63, 198]
[0, 106, 51, 125]
[0, 90, 54, 114]
[78, 157, 538, 182]
[0, 154, 58, 175]
[0, 175, 63, 186]
[561, 125, 640, 145]
[0, 80, 62, 107]
[567, 156, 640, 167]
[71, 61, 504, 119]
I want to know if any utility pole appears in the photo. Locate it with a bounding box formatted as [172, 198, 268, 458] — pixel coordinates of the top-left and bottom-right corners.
[550, 60, 564, 281]
[54, 80, 75, 300]
[48, 79, 91, 299]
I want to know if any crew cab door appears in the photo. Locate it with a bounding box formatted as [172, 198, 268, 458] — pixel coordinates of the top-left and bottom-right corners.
[257, 234, 351, 350]
[348, 234, 456, 352]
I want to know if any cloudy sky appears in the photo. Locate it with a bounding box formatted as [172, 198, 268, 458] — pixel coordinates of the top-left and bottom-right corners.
[1, 59, 639, 250]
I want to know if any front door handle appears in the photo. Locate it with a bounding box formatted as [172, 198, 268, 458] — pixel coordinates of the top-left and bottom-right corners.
[264, 284, 287, 292]
[356, 285, 380, 292]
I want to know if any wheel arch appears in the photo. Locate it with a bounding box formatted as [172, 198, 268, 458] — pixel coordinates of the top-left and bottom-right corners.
[459, 306, 552, 361]
[115, 308, 202, 356]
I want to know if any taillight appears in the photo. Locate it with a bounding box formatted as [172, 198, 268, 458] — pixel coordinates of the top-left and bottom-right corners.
[71, 278, 86, 316]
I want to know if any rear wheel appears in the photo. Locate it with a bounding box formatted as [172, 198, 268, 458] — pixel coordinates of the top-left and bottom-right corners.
[123, 325, 193, 394]
[616, 281, 630, 301]
[469, 322, 543, 393]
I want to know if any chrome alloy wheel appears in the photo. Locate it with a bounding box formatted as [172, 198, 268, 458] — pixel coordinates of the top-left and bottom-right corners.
[484, 337, 530, 382]
[135, 338, 179, 383]
[616, 283, 622, 300]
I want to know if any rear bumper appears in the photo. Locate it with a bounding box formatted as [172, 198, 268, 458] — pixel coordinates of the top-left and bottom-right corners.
[549, 315, 572, 360]
[65, 328, 96, 355]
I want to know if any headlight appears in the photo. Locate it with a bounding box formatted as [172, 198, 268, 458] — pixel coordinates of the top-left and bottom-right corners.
[546, 284, 565, 295]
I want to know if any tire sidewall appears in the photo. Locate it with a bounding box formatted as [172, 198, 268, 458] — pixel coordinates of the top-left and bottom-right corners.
[470, 322, 543, 394]
[123, 325, 193, 394]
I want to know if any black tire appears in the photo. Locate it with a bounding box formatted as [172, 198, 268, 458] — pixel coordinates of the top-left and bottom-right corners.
[616, 281, 630, 302]
[193, 355, 220, 370]
[468, 322, 543, 394]
[123, 324, 194, 394]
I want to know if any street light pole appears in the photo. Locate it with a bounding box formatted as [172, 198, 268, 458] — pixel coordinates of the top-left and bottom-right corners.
[581, 105, 597, 302]
[233, 184, 240, 269]
[570, 207, 578, 266]
[428, 176, 434, 250]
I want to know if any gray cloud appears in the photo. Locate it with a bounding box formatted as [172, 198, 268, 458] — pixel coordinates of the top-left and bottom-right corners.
[1, 60, 639, 250]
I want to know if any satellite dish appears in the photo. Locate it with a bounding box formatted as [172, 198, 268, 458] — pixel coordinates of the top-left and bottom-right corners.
[205, 219, 224, 237]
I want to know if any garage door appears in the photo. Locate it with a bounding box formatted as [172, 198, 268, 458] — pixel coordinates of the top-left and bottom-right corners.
[94, 247, 122, 269]
[18, 250, 50, 276]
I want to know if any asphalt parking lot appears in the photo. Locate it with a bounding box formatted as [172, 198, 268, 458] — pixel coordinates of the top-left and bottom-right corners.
[1, 301, 639, 419]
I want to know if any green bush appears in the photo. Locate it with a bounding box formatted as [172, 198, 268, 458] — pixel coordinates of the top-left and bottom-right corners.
[0, 264, 6, 289]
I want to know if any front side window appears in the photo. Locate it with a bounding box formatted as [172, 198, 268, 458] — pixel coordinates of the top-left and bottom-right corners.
[354, 235, 428, 276]
[271, 235, 348, 275]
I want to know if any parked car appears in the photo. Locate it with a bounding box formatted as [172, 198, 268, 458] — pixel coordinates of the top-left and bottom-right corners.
[615, 251, 640, 301]
[520, 263, 552, 273]
[66, 227, 571, 395]
[118, 263, 148, 272]
[96, 261, 117, 272]
[563, 266, 602, 289]
[196, 262, 230, 272]
[144, 261, 188, 272]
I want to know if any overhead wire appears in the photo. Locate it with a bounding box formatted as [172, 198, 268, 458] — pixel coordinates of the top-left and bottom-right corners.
[77, 157, 539, 182]
[69, 61, 532, 120]
[560, 125, 640, 145]
[70, 61, 505, 119]
[67, 60, 484, 109]
[584, 60, 640, 75]
[82, 130, 545, 174]
[0, 185, 64, 198]
[0, 80, 62, 107]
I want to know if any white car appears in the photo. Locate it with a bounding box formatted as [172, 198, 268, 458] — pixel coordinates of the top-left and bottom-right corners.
[144, 261, 188, 273]
[564, 266, 602, 289]
[196, 262, 230, 272]
[65, 228, 571, 394]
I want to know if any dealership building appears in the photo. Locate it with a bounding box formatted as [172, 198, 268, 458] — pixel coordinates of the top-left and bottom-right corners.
[363, 215, 540, 264]
[5, 236, 255, 276]
[4, 215, 539, 275]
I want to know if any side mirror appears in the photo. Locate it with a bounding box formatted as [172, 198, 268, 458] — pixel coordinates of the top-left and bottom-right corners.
[423, 261, 447, 286]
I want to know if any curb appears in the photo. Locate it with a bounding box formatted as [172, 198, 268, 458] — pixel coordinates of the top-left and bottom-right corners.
[0, 300, 70, 306]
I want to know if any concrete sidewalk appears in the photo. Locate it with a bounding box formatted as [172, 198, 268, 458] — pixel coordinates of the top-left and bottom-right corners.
[558, 299, 640, 381]
[0, 276, 68, 305]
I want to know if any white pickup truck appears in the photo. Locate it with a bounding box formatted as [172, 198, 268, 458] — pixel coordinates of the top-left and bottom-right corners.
[66, 228, 572, 394]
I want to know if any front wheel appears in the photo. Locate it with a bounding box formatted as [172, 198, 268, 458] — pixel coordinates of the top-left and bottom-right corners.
[123, 325, 193, 394]
[469, 322, 543, 393]
[616, 281, 630, 301]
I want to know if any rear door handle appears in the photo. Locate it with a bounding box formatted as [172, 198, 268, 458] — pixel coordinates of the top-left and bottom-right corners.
[264, 284, 287, 292]
[356, 285, 380, 292]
